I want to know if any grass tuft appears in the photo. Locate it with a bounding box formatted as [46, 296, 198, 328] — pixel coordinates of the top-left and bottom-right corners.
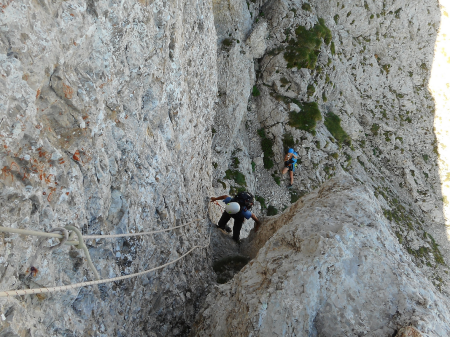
[282, 132, 296, 152]
[284, 18, 332, 69]
[258, 128, 275, 169]
[307, 84, 315, 96]
[267, 205, 278, 216]
[252, 85, 261, 97]
[224, 169, 247, 186]
[255, 195, 266, 209]
[324, 112, 351, 146]
[272, 173, 281, 185]
[371, 123, 380, 135]
[288, 102, 322, 135]
[301, 3, 311, 11]
[222, 38, 233, 47]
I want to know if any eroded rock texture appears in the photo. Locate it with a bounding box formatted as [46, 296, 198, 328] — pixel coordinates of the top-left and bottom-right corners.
[0, 0, 217, 335]
[193, 174, 450, 337]
[211, 0, 450, 293]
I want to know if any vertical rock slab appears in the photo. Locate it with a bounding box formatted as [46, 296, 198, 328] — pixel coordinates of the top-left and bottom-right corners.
[0, 0, 217, 335]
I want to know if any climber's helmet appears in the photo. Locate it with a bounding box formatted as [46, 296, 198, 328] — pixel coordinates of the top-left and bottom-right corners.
[225, 202, 240, 214]
[288, 148, 294, 153]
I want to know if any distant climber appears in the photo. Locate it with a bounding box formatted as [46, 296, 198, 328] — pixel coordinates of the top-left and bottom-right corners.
[210, 192, 262, 243]
[282, 148, 299, 188]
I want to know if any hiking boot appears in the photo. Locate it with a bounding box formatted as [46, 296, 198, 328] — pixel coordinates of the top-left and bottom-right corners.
[287, 184, 293, 188]
[232, 237, 240, 244]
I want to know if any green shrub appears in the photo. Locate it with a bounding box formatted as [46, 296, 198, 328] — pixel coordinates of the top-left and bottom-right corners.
[330, 41, 335, 55]
[267, 205, 278, 216]
[302, 3, 311, 11]
[261, 138, 274, 169]
[322, 92, 327, 102]
[307, 84, 315, 96]
[288, 102, 322, 135]
[334, 14, 339, 24]
[252, 85, 261, 96]
[282, 132, 295, 152]
[258, 128, 275, 169]
[255, 195, 267, 209]
[324, 112, 351, 146]
[224, 169, 247, 186]
[251, 161, 256, 172]
[427, 233, 445, 265]
[284, 18, 332, 69]
[371, 123, 380, 135]
[222, 38, 233, 47]
[271, 173, 281, 185]
[289, 190, 305, 203]
[263, 157, 274, 169]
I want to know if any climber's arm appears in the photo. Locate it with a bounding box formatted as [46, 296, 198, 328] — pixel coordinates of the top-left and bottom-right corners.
[251, 213, 262, 232]
[210, 195, 229, 202]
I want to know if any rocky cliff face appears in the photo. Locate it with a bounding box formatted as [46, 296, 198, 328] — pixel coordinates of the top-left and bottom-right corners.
[0, 0, 217, 335]
[1, 0, 450, 335]
[193, 174, 450, 336]
[211, 0, 450, 291]
[203, 0, 450, 335]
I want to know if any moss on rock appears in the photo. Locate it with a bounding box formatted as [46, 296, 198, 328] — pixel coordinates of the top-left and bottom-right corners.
[288, 102, 322, 135]
[284, 18, 332, 69]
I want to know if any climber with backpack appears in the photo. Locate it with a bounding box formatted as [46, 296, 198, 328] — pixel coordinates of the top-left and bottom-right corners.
[210, 191, 262, 243]
[282, 148, 299, 188]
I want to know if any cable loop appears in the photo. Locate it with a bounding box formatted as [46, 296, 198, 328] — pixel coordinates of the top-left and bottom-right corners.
[65, 225, 100, 280]
[38, 228, 69, 251]
[0, 218, 209, 297]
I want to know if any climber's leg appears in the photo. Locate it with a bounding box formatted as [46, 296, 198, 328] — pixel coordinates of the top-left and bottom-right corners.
[217, 211, 232, 232]
[231, 215, 245, 242]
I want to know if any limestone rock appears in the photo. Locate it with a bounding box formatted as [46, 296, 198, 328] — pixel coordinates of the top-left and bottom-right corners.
[193, 175, 450, 336]
[0, 0, 217, 335]
[397, 327, 423, 337]
[245, 21, 269, 59]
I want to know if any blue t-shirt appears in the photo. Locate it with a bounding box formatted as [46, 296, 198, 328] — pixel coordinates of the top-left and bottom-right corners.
[224, 196, 252, 219]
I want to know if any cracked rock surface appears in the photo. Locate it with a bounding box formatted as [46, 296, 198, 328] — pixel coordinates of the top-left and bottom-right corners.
[193, 174, 450, 337]
[0, 0, 217, 335]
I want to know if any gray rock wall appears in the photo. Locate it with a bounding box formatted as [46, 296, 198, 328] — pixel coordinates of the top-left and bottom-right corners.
[0, 0, 217, 335]
[193, 174, 450, 336]
[1, 0, 450, 335]
[219, 0, 450, 291]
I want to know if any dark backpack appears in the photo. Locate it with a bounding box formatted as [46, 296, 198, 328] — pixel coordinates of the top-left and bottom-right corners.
[233, 192, 254, 210]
